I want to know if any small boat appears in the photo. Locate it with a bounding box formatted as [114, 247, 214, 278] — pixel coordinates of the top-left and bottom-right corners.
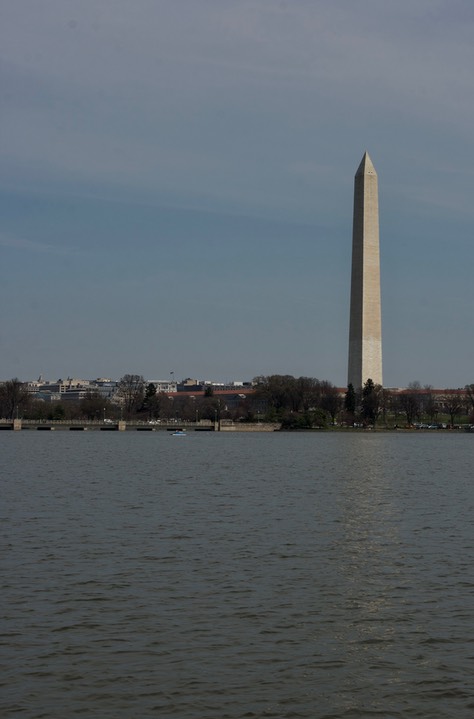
[172, 429, 187, 436]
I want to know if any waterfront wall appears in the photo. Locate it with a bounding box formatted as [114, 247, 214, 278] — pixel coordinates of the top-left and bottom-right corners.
[0, 419, 280, 432]
[220, 423, 279, 432]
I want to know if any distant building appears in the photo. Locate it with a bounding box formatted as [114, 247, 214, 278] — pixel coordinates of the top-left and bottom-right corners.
[147, 380, 178, 393]
[25, 377, 117, 402]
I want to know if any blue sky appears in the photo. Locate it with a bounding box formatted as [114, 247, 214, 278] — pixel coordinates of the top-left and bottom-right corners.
[1, 0, 473, 388]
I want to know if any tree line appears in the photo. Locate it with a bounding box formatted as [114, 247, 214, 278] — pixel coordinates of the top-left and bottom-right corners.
[252, 375, 342, 428]
[344, 380, 474, 428]
[1, 375, 474, 427]
[250, 376, 474, 428]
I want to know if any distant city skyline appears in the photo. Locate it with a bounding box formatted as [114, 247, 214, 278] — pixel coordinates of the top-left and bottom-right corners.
[1, 2, 473, 387]
[8, 371, 471, 393]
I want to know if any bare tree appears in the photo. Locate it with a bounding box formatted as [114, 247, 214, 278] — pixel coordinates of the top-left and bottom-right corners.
[422, 385, 438, 422]
[320, 381, 342, 424]
[117, 374, 145, 418]
[254, 375, 321, 415]
[397, 382, 422, 425]
[296, 376, 321, 412]
[379, 387, 392, 425]
[465, 384, 474, 415]
[253, 375, 298, 412]
[443, 391, 466, 427]
[80, 392, 112, 421]
[0, 378, 29, 419]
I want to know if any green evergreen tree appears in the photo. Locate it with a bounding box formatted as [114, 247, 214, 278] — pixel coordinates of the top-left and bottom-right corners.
[361, 378, 382, 425]
[145, 383, 157, 399]
[344, 383, 356, 415]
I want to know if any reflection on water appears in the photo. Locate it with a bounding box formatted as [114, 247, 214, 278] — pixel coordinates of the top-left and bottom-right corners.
[1, 432, 474, 718]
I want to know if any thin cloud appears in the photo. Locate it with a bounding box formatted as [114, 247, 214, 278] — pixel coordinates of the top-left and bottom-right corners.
[0, 231, 79, 255]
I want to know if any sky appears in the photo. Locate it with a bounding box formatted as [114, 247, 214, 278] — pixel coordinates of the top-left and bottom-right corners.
[1, 0, 473, 388]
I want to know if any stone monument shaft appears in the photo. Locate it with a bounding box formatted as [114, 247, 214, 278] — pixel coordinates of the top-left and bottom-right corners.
[348, 151, 383, 389]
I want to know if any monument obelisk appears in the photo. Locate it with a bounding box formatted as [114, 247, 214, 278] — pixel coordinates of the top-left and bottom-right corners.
[348, 151, 383, 389]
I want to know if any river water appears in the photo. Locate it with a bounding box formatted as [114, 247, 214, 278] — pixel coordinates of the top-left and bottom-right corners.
[1, 431, 474, 718]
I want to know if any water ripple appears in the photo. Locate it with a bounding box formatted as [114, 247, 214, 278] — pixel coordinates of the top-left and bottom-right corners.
[1, 432, 474, 718]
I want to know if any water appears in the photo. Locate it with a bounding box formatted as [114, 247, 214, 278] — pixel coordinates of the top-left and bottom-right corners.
[2, 431, 474, 718]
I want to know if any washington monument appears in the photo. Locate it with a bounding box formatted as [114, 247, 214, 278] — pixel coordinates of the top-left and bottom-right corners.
[348, 151, 383, 389]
